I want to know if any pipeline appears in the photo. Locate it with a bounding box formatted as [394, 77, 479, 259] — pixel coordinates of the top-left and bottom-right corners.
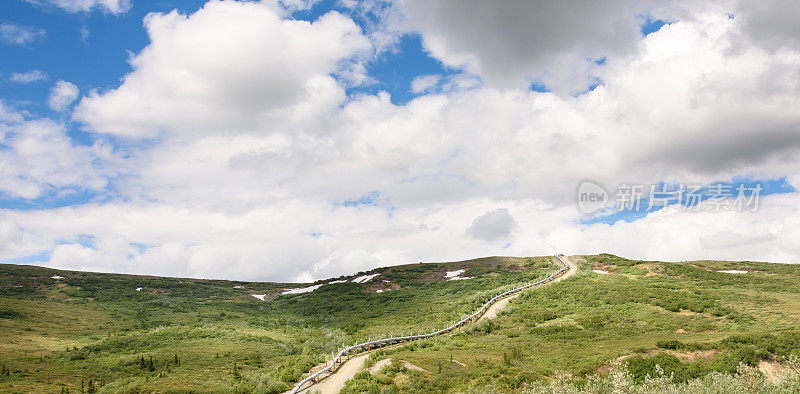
[290, 254, 570, 393]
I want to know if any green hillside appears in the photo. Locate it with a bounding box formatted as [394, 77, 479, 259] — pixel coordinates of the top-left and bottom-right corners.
[1, 255, 799, 393]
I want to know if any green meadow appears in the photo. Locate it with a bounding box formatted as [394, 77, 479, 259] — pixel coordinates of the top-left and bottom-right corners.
[1, 254, 799, 392]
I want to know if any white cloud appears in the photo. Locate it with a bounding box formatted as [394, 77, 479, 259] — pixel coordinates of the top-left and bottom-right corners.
[25, 0, 131, 14]
[733, 0, 800, 52]
[1, 1, 800, 282]
[410, 74, 440, 94]
[5, 192, 800, 282]
[278, 0, 320, 12]
[80, 25, 90, 42]
[551, 194, 800, 264]
[48, 81, 79, 111]
[0, 107, 111, 200]
[466, 208, 516, 241]
[393, 0, 655, 93]
[63, 7, 800, 279]
[10, 70, 47, 84]
[0, 23, 46, 46]
[0, 102, 24, 125]
[75, 0, 370, 137]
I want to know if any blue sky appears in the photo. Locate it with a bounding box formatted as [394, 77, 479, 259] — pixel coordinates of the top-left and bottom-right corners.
[0, 0, 769, 216]
[2, 1, 199, 113]
[0, 0, 451, 119]
[0, 0, 459, 212]
[0, 0, 672, 133]
[580, 178, 797, 225]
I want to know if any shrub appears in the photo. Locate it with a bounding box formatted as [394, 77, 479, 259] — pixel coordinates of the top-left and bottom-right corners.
[657, 340, 683, 350]
[0, 309, 24, 319]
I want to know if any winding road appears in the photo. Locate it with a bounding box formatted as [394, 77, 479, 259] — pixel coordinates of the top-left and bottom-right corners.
[291, 255, 579, 394]
[479, 255, 577, 322]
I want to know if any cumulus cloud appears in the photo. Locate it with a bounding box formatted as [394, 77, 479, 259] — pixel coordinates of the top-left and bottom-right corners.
[75, 0, 370, 137]
[0, 105, 111, 200]
[48, 81, 79, 111]
[62, 3, 800, 279]
[10, 70, 47, 84]
[553, 193, 800, 264]
[278, 0, 321, 12]
[733, 0, 800, 52]
[0, 102, 24, 125]
[393, 0, 657, 93]
[0, 199, 549, 280]
[0, 23, 46, 46]
[25, 0, 131, 14]
[410, 74, 440, 93]
[466, 208, 517, 241]
[1, 1, 800, 282]
[7, 192, 800, 282]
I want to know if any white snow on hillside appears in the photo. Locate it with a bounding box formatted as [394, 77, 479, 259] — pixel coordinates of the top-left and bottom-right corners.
[445, 269, 473, 280]
[445, 269, 465, 278]
[352, 274, 379, 283]
[282, 283, 323, 295]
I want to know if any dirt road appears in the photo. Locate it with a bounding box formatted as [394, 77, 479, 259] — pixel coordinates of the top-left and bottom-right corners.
[293, 255, 579, 393]
[479, 255, 578, 322]
[295, 353, 368, 394]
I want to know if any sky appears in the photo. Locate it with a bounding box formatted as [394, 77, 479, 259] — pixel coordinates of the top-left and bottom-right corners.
[1, 0, 799, 282]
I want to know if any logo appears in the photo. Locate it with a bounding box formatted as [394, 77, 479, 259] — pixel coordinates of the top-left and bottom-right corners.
[577, 180, 608, 214]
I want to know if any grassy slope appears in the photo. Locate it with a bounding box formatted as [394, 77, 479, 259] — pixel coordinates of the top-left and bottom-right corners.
[0, 256, 555, 392]
[342, 255, 800, 393]
[1, 255, 799, 392]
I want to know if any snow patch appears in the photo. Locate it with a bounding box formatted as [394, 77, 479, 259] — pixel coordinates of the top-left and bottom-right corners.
[251, 294, 266, 300]
[329, 280, 347, 284]
[135, 287, 143, 291]
[51, 275, 65, 279]
[353, 274, 379, 283]
[282, 283, 323, 295]
[592, 269, 610, 274]
[445, 269, 473, 280]
[375, 289, 383, 293]
[233, 285, 244, 289]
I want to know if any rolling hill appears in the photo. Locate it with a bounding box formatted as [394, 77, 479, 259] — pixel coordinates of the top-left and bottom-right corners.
[1, 254, 799, 392]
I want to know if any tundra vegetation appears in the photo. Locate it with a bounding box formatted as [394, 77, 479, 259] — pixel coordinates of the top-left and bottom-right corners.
[1, 254, 799, 392]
